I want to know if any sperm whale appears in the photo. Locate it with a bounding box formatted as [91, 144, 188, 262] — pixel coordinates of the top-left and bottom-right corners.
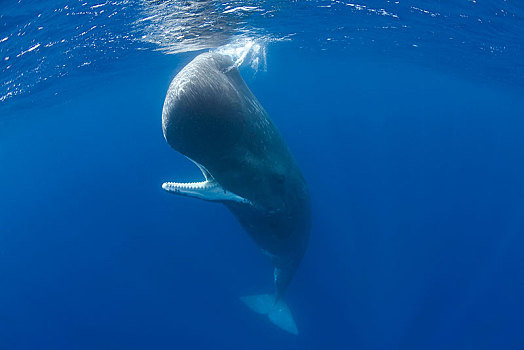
[161, 52, 311, 334]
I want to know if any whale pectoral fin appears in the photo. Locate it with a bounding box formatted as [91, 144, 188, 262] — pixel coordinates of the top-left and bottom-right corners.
[240, 294, 298, 335]
[162, 179, 251, 205]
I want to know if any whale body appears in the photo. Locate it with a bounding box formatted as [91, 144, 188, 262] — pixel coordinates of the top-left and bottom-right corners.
[161, 52, 311, 334]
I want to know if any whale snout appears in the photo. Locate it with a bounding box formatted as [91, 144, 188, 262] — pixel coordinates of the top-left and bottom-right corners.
[162, 55, 246, 161]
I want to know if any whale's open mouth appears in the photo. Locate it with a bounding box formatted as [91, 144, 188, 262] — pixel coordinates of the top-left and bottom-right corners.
[162, 157, 251, 205]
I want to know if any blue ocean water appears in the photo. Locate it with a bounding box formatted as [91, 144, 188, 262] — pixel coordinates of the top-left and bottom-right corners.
[1, 1, 524, 349]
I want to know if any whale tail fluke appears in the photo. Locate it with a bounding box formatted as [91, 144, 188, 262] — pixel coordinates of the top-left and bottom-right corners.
[240, 294, 298, 335]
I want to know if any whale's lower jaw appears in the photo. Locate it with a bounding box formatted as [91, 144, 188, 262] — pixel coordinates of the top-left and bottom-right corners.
[162, 179, 250, 204]
[162, 157, 251, 205]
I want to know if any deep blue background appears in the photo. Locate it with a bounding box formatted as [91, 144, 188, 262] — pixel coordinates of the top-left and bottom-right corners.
[1, 38, 524, 350]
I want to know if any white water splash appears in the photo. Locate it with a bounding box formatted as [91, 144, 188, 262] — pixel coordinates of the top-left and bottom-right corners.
[213, 38, 267, 72]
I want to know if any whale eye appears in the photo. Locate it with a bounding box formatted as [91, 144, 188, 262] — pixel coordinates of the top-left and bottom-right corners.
[271, 173, 286, 193]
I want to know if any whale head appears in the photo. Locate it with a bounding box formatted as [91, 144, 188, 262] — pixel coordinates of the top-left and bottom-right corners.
[161, 52, 297, 210]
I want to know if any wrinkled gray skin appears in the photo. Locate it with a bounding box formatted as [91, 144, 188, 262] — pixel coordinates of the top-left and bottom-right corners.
[162, 52, 310, 296]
